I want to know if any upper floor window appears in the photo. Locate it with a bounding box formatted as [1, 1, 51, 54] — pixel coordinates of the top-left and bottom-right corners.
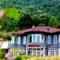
[59, 34, 60, 43]
[22, 36, 26, 45]
[37, 34, 44, 43]
[47, 35, 51, 44]
[32, 34, 44, 43]
[17, 36, 21, 44]
[32, 34, 37, 42]
[11, 36, 15, 44]
[53, 35, 57, 44]
[37, 34, 40, 42]
[14, 36, 18, 44]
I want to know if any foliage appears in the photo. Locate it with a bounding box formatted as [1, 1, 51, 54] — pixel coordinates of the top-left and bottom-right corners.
[18, 13, 34, 29]
[48, 16, 58, 27]
[15, 56, 22, 60]
[0, 0, 60, 31]
[15, 55, 60, 60]
[2, 17, 19, 32]
[0, 31, 11, 40]
[0, 8, 20, 31]
[0, 0, 60, 19]
[0, 49, 6, 58]
[6, 8, 20, 20]
[22, 55, 30, 59]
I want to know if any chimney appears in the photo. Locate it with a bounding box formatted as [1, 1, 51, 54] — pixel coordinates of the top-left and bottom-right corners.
[47, 27, 50, 31]
[32, 25, 35, 28]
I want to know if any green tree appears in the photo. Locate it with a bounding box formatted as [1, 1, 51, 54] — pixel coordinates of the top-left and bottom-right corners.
[18, 13, 33, 29]
[0, 8, 20, 31]
[2, 17, 19, 32]
[48, 16, 58, 27]
[32, 13, 50, 26]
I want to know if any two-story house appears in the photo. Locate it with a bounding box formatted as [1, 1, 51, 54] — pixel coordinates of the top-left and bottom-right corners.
[10, 26, 60, 56]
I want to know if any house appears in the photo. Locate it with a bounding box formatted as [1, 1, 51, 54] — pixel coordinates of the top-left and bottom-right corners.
[0, 36, 9, 49]
[10, 26, 60, 56]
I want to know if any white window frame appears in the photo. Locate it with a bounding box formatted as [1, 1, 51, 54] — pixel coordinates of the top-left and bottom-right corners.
[53, 35, 57, 44]
[36, 34, 40, 42]
[41, 34, 44, 43]
[11, 36, 15, 44]
[22, 36, 26, 44]
[47, 35, 51, 44]
[32, 34, 37, 42]
[59, 34, 60, 43]
[59, 48, 60, 56]
[17, 36, 21, 44]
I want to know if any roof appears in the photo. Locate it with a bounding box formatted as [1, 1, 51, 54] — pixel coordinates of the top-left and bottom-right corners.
[11, 26, 60, 35]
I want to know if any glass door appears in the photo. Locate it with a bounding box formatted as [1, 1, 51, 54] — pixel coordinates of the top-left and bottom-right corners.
[33, 49, 36, 55]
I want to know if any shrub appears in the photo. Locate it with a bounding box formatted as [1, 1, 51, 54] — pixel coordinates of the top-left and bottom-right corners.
[0, 49, 6, 58]
[22, 55, 30, 59]
[15, 56, 22, 60]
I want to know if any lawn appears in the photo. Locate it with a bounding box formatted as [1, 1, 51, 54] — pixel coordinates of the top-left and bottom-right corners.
[0, 55, 60, 60]
[16, 55, 60, 60]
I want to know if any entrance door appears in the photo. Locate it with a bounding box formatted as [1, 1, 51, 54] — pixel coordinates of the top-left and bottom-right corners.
[33, 49, 37, 55]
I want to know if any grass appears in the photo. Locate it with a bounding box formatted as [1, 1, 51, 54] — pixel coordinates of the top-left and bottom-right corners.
[0, 58, 7, 60]
[0, 55, 60, 60]
[18, 55, 60, 60]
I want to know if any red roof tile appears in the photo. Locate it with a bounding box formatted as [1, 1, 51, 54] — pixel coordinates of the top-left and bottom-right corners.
[11, 26, 60, 35]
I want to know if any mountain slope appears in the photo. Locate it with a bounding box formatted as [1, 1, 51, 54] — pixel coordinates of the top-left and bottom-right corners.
[0, 0, 60, 19]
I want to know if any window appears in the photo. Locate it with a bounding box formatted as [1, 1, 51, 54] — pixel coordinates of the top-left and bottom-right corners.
[11, 36, 15, 44]
[14, 36, 18, 44]
[41, 34, 44, 43]
[33, 49, 36, 55]
[32, 34, 44, 43]
[32, 34, 37, 42]
[22, 36, 26, 45]
[47, 35, 51, 44]
[37, 34, 40, 42]
[17, 36, 21, 44]
[41, 48, 43, 50]
[53, 35, 57, 44]
[59, 48, 60, 56]
[48, 48, 57, 56]
[37, 34, 44, 43]
[59, 34, 60, 43]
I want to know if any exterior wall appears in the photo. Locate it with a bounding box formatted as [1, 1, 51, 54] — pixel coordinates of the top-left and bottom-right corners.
[0, 41, 9, 49]
[58, 34, 60, 56]
[9, 36, 21, 48]
[10, 33, 60, 56]
[27, 34, 45, 44]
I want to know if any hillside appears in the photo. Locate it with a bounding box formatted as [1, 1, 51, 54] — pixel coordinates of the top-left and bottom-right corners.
[0, 0, 60, 19]
[0, 0, 60, 31]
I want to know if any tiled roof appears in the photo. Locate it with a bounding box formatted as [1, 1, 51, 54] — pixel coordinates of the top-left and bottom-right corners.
[11, 26, 60, 35]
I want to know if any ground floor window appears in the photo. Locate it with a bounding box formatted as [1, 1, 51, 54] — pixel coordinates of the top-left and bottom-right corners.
[58, 48, 60, 56]
[28, 48, 45, 56]
[48, 48, 57, 56]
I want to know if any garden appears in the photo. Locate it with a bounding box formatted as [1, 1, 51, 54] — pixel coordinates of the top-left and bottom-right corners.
[0, 49, 60, 60]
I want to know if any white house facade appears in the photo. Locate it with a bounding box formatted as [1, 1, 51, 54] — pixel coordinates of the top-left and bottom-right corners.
[9, 26, 60, 56]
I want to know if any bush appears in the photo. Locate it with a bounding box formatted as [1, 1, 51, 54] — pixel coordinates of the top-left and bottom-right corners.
[22, 55, 30, 59]
[0, 49, 6, 58]
[15, 56, 22, 60]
